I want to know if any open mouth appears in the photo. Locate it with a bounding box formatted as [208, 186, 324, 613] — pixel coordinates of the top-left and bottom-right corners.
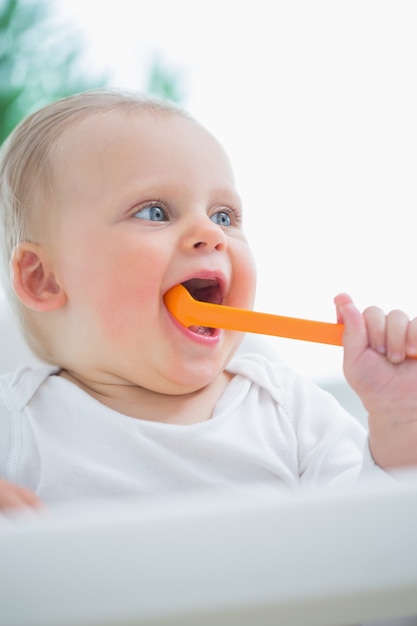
[181, 278, 223, 337]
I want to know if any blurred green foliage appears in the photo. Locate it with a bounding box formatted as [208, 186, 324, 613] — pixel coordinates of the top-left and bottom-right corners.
[0, 0, 184, 145]
[0, 0, 107, 144]
[146, 55, 184, 104]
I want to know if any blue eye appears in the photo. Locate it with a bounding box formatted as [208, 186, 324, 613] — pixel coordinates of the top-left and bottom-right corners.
[134, 204, 167, 222]
[210, 211, 231, 227]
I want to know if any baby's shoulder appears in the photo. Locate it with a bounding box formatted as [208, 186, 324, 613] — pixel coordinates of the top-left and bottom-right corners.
[228, 349, 300, 398]
[228, 347, 339, 413]
[0, 366, 58, 412]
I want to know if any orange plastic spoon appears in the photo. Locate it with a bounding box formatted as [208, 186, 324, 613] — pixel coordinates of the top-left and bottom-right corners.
[164, 284, 344, 346]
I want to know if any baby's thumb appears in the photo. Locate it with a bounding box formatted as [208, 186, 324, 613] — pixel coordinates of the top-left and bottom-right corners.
[334, 293, 368, 361]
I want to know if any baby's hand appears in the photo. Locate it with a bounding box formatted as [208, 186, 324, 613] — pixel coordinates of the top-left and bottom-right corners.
[0, 478, 42, 510]
[334, 293, 417, 469]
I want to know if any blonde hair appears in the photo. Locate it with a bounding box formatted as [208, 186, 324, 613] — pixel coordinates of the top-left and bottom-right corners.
[0, 88, 191, 347]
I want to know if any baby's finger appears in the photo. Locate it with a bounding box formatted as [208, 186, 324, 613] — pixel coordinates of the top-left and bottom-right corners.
[406, 317, 417, 358]
[386, 309, 409, 363]
[363, 306, 386, 355]
[0, 479, 42, 510]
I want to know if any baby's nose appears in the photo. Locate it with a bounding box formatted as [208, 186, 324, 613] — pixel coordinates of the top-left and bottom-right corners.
[189, 217, 228, 252]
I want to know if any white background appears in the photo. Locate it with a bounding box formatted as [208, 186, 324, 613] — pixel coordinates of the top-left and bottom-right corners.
[52, 0, 417, 382]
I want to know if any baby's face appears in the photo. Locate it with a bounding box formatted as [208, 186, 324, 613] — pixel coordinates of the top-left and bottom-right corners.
[48, 110, 256, 394]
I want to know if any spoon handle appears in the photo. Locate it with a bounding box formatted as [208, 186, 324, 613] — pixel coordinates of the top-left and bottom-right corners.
[164, 285, 344, 346]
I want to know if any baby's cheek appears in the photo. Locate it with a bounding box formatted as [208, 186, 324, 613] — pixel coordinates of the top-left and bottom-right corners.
[94, 284, 157, 341]
[234, 253, 257, 308]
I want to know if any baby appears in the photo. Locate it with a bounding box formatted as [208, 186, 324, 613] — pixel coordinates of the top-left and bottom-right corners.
[0, 88, 416, 509]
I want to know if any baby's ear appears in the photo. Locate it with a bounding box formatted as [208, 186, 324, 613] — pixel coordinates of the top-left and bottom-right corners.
[11, 243, 67, 312]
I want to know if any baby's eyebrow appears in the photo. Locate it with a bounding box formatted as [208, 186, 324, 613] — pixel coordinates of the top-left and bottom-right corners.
[211, 189, 242, 205]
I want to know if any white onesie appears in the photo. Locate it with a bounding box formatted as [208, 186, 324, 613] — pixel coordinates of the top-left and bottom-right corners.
[0, 352, 384, 505]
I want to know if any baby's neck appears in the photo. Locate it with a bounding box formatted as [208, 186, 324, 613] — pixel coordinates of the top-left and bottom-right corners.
[58, 369, 233, 425]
